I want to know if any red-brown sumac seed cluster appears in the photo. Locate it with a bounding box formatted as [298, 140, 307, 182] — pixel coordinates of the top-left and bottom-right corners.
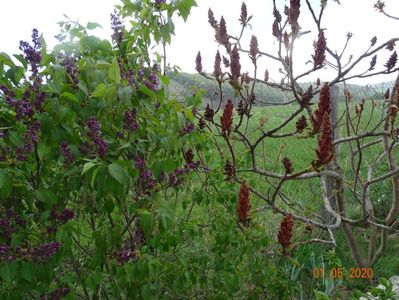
[278, 214, 294, 255]
[311, 83, 331, 133]
[237, 181, 250, 224]
[221, 99, 234, 136]
[314, 112, 334, 167]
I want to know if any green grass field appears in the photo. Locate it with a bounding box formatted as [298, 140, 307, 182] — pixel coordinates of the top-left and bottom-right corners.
[175, 98, 399, 298]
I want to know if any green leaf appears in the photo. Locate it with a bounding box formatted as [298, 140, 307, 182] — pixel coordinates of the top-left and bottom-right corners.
[118, 86, 133, 105]
[61, 92, 79, 103]
[140, 211, 155, 235]
[20, 263, 35, 282]
[0, 52, 14, 66]
[91, 83, 107, 98]
[108, 163, 129, 186]
[82, 162, 97, 175]
[13, 54, 28, 69]
[87, 22, 102, 30]
[0, 169, 12, 198]
[91, 166, 101, 188]
[33, 190, 57, 206]
[37, 142, 51, 160]
[139, 85, 156, 99]
[314, 291, 330, 300]
[108, 58, 121, 83]
[159, 75, 170, 86]
[157, 207, 175, 231]
[0, 262, 17, 285]
[176, 0, 197, 22]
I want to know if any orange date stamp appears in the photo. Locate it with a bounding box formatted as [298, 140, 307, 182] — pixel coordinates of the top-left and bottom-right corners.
[312, 267, 374, 279]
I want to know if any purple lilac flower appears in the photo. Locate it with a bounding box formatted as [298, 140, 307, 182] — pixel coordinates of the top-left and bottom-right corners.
[40, 287, 70, 300]
[56, 208, 75, 224]
[17, 120, 41, 159]
[19, 29, 42, 79]
[15, 100, 34, 120]
[115, 247, 135, 264]
[138, 68, 145, 81]
[32, 242, 61, 262]
[116, 131, 124, 139]
[0, 218, 14, 242]
[34, 90, 46, 111]
[15, 148, 27, 161]
[86, 117, 108, 158]
[111, 10, 124, 45]
[49, 206, 58, 221]
[134, 154, 146, 170]
[0, 244, 15, 262]
[123, 109, 138, 132]
[155, 0, 166, 7]
[87, 117, 100, 135]
[47, 226, 57, 235]
[168, 162, 200, 187]
[61, 55, 79, 85]
[97, 139, 108, 158]
[0, 86, 16, 107]
[78, 141, 92, 156]
[141, 169, 156, 191]
[145, 72, 159, 91]
[60, 141, 74, 164]
[152, 63, 161, 73]
[50, 206, 75, 224]
[179, 122, 195, 136]
[25, 121, 40, 143]
[168, 173, 179, 187]
[127, 69, 135, 85]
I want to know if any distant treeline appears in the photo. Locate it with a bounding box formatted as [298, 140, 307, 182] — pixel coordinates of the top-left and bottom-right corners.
[166, 72, 395, 108]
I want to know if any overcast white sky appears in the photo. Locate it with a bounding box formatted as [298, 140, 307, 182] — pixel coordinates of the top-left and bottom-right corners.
[1, 0, 399, 84]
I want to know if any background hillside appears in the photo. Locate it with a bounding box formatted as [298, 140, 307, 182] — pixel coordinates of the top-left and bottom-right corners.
[167, 72, 395, 107]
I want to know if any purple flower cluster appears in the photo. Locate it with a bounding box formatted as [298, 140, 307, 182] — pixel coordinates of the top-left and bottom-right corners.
[0, 218, 15, 242]
[25, 121, 40, 143]
[135, 65, 160, 92]
[86, 117, 108, 158]
[40, 287, 70, 300]
[60, 141, 74, 164]
[168, 162, 200, 187]
[1, 30, 46, 125]
[179, 122, 195, 136]
[114, 227, 144, 264]
[123, 109, 138, 132]
[60, 54, 79, 86]
[0, 244, 15, 262]
[141, 169, 156, 191]
[32, 242, 61, 262]
[19, 29, 41, 79]
[0, 85, 16, 107]
[155, 0, 166, 7]
[78, 141, 93, 156]
[50, 207, 75, 224]
[114, 247, 136, 264]
[57, 208, 75, 224]
[0, 209, 26, 243]
[134, 154, 146, 170]
[145, 71, 159, 91]
[14, 120, 41, 161]
[15, 99, 34, 120]
[111, 10, 124, 45]
[134, 154, 156, 193]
